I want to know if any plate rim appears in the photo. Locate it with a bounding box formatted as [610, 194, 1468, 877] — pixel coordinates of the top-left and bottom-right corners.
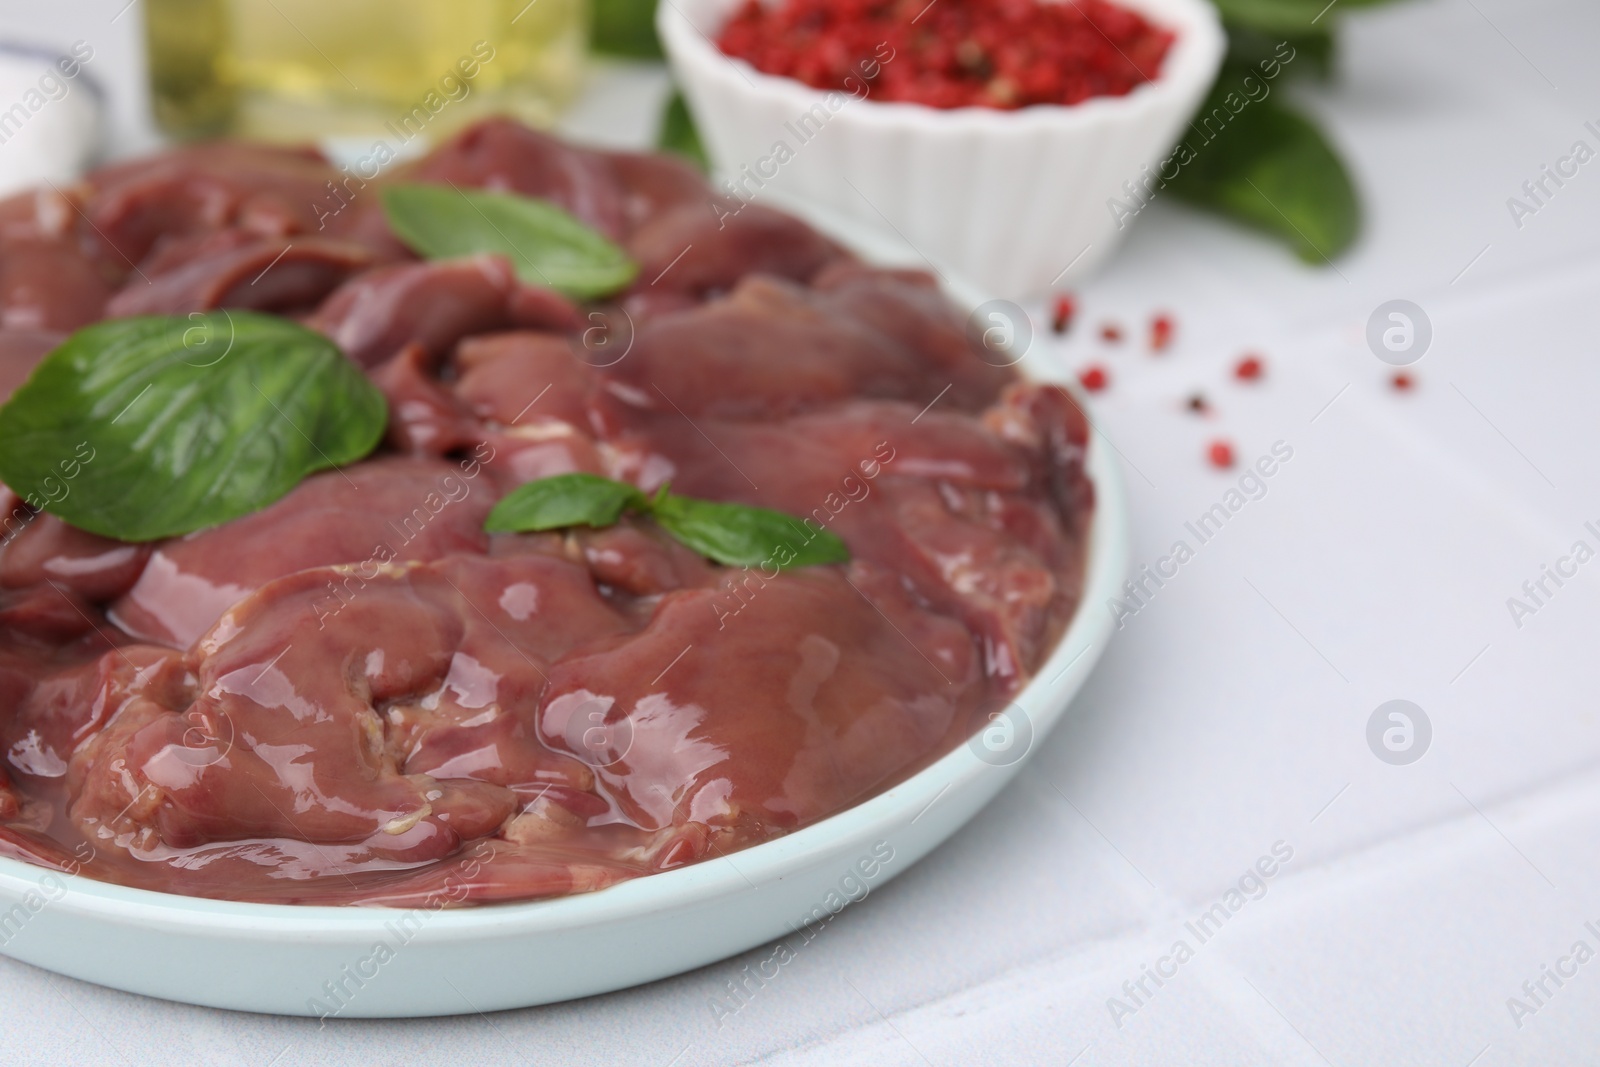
[0, 208, 1131, 949]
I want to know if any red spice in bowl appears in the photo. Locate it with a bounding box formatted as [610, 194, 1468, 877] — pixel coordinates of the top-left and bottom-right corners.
[716, 0, 1177, 110]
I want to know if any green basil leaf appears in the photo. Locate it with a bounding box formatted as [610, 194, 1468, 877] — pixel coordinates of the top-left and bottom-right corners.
[485, 473, 647, 533]
[651, 493, 850, 569]
[592, 0, 663, 58]
[0, 311, 385, 542]
[381, 184, 638, 300]
[484, 473, 850, 569]
[1168, 79, 1359, 263]
[1223, 25, 1334, 81]
[658, 90, 708, 172]
[1214, 0, 1401, 32]
[1211, 0, 1343, 33]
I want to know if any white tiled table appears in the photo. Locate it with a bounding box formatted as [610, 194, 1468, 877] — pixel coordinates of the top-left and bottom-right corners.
[2, 1, 1598, 1063]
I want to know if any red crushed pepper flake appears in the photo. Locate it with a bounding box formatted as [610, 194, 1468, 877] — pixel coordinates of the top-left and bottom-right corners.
[1051, 294, 1076, 335]
[1186, 393, 1209, 414]
[1150, 313, 1174, 352]
[1207, 440, 1234, 469]
[1234, 355, 1264, 381]
[1391, 372, 1415, 391]
[1099, 322, 1123, 343]
[716, 0, 1176, 110]
[1078, 364, 1109, 392]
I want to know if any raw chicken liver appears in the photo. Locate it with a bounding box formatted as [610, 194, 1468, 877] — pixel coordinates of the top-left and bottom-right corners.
[0, 120, 1092, 905]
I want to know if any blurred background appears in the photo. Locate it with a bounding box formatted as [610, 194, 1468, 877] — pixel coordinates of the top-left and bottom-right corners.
[0, 0, 1456, 276]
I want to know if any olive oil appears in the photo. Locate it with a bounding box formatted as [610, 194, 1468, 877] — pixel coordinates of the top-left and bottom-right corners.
[145, 0, 588, 142]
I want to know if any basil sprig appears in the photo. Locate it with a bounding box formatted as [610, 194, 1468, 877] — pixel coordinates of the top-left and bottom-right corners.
[484, 473, 645, 534]
[1168, 76, 1357, 263]
[658, 90, 708, 172]
[381, 184, 638, 300]
[0, 311, 385, 542]
[485, 473, 849, 570]
[1163, 0, 1407, 262]
[593, 0, 664, 58]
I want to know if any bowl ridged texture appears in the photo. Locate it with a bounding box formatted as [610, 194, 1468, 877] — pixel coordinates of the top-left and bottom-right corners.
[660, 0, 1226, 297]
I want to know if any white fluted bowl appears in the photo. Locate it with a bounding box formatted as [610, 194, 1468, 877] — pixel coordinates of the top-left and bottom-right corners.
[659, 0, 1225, 298]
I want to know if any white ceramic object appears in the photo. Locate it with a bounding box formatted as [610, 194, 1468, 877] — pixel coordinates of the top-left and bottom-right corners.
[0, 42, 103, 198]
[658, 0, 1225, 298]
[0, 220, 1130, 1018]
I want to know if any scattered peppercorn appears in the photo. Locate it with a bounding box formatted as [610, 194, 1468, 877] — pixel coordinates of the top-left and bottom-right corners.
[1207, 440, 1234, 469]
[1150, 313, 1174, 352]
[1078, 365, 1109, 392]
[1234, 355, 1263, 381]
[1392, 372, 1414, 391]
[716, 0, 1176, 111]
[1051, 294, 1076, 335]
[1186, 393, 1209, 414]
[1100, 323, 1123, 343]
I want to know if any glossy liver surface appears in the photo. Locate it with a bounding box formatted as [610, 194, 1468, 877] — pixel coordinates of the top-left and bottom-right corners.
[0, 120, 1092, 905]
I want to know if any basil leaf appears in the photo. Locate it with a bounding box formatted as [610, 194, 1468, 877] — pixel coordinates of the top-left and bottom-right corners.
[1169, 77, 1359, 262]
[0, 311, 385, 542]
[1211, 0, 1397, 34]
[1211, 0, 1341, 34]
[381, 184, 638, 300]
[485, 473, 647, 533]
[651, 494, 850, 569]
[658, 90, 708, 172]
[593, 0, 663, 58]
[1223, 26, 1334, 81]
[484, 474, 850, 569]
